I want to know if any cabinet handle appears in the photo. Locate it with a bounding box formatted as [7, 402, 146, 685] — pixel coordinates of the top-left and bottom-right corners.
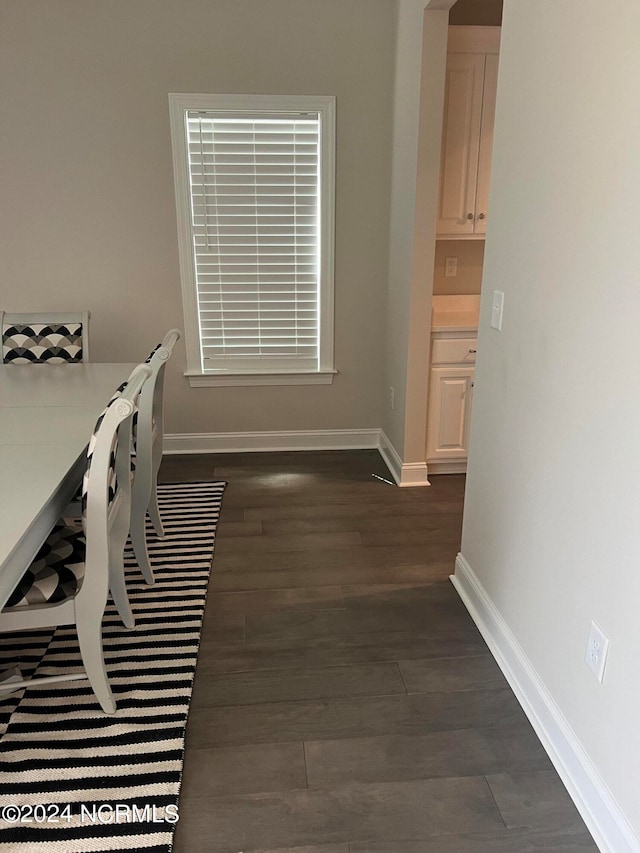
[468, 349, 477, 354]
[471, 381, 475, 388]
[466, 213, 474, 220]
[478, 213, 486, 220]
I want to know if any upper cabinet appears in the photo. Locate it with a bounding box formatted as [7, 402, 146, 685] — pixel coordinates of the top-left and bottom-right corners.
[436, 27, 500, 239]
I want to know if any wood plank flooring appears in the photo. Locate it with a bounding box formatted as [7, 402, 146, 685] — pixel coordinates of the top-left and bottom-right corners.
[159, 450, 598, 853]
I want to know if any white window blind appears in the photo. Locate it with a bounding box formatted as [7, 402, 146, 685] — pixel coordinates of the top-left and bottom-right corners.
[186, 111, 322, 372]
[169, 94, 335, 385]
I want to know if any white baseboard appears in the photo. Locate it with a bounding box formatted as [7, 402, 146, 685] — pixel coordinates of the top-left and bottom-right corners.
[164, 428, 381, 455]
[452, 554, 640, 853]
[378, 430, 430, 488]
[164, 428, 430, 487]
[398, 461, 430, 487]
[378, 429, 403, 484]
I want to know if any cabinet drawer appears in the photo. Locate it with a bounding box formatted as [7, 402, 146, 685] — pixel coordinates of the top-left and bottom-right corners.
[431, 338, 478, 364]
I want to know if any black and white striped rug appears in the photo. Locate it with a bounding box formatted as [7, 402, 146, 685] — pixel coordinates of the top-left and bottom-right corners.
[0, 481, 225, 852]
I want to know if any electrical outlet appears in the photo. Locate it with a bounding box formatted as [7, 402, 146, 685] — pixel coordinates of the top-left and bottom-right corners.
[445, 256, 458, 277]
[585, 621, 609, 683]
[389, 387, 395, 409]
[491, 290, 505, 330]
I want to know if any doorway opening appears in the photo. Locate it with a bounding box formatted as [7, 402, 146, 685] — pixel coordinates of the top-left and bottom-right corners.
[424, 0, 502, 475]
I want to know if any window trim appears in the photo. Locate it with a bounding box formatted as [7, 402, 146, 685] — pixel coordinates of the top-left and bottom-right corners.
[168, 93, 336, 387]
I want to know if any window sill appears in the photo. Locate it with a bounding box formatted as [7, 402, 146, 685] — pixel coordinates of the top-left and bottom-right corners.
[185, 370, 337, 388]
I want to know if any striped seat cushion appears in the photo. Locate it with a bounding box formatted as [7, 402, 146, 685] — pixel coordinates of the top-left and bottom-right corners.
[2, 323, 84, 364]
[5, 379, 130, 612]
[69, 380, 131, 506]
[144, 342, 162, 363]
[131, 350, 159, 468]
[80, 382, 127, 528]
[133, 339, 162, 465]
[4, 521, 85, 609]
[131, 410, 156, 459]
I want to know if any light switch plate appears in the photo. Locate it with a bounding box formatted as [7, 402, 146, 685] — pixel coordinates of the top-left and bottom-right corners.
[491, 291, 504, 330]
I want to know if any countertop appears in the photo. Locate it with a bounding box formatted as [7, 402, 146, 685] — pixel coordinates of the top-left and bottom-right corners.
[431, 294, 480, 332]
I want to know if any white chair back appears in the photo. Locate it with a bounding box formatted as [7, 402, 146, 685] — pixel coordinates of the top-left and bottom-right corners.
[0, 364, 151, 714]
[130, 329, 181, 584]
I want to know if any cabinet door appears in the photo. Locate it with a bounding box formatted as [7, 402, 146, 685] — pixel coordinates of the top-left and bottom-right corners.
[436, 54, 485, 236]
[474, 53, 499, 236]
[426, 366, 474, 461]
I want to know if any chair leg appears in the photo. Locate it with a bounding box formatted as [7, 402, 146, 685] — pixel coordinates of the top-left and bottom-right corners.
[75, 605, 116, 715]
[109, 553, 135, 629]
[130, 513, 155, 586]
[148, 480, 165, 538]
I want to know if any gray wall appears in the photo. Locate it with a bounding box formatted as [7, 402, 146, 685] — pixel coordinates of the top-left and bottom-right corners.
[460, 0, 640, 835]
[381, 4, 448, 464]
[0, 0, 396, 436]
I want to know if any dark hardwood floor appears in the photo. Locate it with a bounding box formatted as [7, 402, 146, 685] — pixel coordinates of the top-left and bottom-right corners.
[159, 450, 597, 853]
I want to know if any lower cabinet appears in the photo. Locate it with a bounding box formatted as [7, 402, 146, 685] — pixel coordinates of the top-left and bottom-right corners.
[426, 333, 477, 474]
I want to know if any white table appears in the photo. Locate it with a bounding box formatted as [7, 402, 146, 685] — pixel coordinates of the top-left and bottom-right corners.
[0, 363, 137, 609]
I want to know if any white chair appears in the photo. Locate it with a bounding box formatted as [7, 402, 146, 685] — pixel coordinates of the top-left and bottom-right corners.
[130, 329, 181, 585]
[1, 310, 90, 363]
[0, 364, 151, 715]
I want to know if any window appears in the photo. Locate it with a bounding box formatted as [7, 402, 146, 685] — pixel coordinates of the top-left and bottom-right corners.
[168, 94, 336, 386]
